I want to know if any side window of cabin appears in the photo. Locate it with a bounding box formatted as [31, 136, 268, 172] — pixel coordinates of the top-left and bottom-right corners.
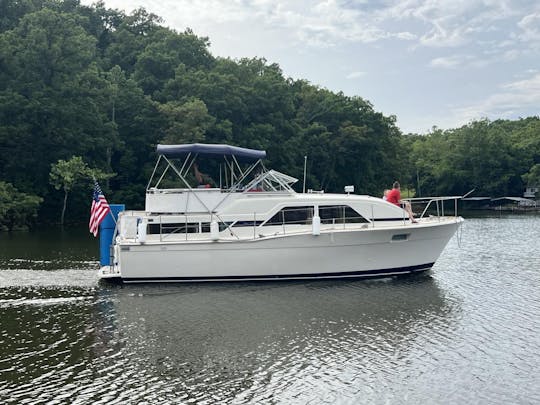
[319, 205, 368, 224]
[147, 222, 211, 234]
[232, 221, 264, 227]
[264, 206, 314, 225]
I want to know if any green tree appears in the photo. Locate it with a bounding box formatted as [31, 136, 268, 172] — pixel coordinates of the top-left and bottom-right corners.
[0, 8, 107, 194]
[159, 98, 215, 144]
[133, 28, 213, 97]
[104, 8, 163, 74]
[409, 119, 539, 197]
[0, 182, 43, 231]
[49, 156, 111, 225]
[522, 164, 540, 195]
[4, 0, 539, 226]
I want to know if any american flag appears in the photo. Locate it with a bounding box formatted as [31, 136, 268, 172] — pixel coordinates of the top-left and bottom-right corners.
[89, 181, 110, 237]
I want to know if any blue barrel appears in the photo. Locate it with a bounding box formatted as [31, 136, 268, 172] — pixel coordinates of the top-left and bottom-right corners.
[99, 204, 125, 266]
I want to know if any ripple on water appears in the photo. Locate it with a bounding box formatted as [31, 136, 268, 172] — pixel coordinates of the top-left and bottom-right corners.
[0, 268, 99, 289]
[1, 216, 540, 403]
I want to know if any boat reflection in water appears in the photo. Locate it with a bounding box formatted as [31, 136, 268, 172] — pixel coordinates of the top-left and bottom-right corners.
[91, 275, 455, 403]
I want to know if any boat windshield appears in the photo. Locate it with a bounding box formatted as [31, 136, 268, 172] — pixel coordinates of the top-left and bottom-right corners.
[242, 170, 298, 193]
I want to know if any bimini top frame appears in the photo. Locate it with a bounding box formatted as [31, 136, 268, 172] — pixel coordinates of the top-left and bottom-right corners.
[147, 143, 296, 194]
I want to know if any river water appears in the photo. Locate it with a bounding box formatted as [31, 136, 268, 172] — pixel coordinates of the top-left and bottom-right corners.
[0, 215, 539, 404]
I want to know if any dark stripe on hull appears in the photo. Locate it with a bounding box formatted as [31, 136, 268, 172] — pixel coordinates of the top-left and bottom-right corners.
[110, 263, 434, 284]
[372, 217, 411, 222]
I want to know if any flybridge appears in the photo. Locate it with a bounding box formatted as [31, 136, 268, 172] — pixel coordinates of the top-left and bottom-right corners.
[146, 143, 297, 214]
[148, 143, 295, 193]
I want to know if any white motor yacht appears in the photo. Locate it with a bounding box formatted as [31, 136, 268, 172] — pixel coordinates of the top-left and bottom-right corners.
[98, 143, 463, 283]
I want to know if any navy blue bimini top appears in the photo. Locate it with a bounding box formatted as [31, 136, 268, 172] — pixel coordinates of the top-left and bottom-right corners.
[156, 143, 266, 161]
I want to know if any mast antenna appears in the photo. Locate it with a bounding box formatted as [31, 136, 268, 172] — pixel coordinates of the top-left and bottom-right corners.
[302, 155, 307, 193]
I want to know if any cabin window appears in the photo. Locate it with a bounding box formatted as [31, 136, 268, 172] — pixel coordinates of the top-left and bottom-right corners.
[319, 205, 368, 224]
[147, 222, 211, 234]
[232, 220, 264, 227]
[218, 222, 233, 232]
[263, 206, 314, 226]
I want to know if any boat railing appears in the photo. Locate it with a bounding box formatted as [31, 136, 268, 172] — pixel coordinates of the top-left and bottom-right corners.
[134, 208, 371, 242]
[119, 197, 462, 243]
[405, 196, 463, 220]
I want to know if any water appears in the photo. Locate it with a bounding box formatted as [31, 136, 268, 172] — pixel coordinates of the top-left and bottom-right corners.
[1, 217, 539, 404]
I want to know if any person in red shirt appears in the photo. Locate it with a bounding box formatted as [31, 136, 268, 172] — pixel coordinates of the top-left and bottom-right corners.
[386, 181, 417, 223]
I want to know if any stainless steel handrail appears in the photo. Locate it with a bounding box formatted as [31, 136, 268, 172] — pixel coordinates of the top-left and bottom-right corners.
[404, 196, 462, 219]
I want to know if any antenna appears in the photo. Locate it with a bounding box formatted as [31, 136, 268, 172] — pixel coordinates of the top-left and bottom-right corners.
[303, 155, 307, 193]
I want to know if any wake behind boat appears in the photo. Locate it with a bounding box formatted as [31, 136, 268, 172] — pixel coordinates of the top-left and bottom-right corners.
[98, 143, 463, 283]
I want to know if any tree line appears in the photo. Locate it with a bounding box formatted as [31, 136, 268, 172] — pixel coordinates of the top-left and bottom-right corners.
[0, 1, 538, 230]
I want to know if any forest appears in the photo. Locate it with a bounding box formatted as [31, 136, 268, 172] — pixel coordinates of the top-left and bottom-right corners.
[0, 0, 539, 230]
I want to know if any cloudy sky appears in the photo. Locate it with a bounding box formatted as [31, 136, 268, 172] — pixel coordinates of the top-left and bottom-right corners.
[82, 0, 540, 133]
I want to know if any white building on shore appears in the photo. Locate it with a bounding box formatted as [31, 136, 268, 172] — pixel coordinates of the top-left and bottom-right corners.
[524, 185, 539, 199]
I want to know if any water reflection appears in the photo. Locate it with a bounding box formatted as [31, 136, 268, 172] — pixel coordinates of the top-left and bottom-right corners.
[0, 285, 97, 403]
[0, 275, 453, 403]
[90, 276, 454, 403]
[0, 227, 96, 271]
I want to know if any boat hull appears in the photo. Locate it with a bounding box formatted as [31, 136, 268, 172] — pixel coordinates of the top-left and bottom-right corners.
[101, 218, 462, 283]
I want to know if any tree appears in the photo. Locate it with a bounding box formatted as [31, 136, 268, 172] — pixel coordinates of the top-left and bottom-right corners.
[3, 0, 538, 226]
[49, 156, 111, 225]
[104, 8, 163, 74]
[0, 182, 42, 231]
[133, 28, 213, 96]
[0, 7, 107, 195]
[409, 119, 539, 197]
[522, 164, 540, 195]
[159, 98, 215, 144]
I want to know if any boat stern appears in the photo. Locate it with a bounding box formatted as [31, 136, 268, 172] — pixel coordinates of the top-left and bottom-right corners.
[98, 265, 122, 283]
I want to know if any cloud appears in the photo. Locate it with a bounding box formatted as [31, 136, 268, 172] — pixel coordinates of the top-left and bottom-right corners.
[97, 0, 423, 48]
[452, 72, 540, 122]
[430, 55, 465, 68]
[429, 53, 491, 69]
[394, 31, 417, 40]
[517, 12, 540, 42]
[405, 72, 540, 132]
[502, 72, 540, 93]
[380, 0, 538, 53]
[419, 23, 469, 48]
[84, 0, 540, 55]
[346, 71, 367, 79]
[501, 49, 522, 61]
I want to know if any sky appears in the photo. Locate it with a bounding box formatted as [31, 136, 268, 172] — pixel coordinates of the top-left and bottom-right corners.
[81, 0, 540, 133]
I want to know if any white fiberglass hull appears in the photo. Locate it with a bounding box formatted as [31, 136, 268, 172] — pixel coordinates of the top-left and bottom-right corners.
[100, 218, 463, 283]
